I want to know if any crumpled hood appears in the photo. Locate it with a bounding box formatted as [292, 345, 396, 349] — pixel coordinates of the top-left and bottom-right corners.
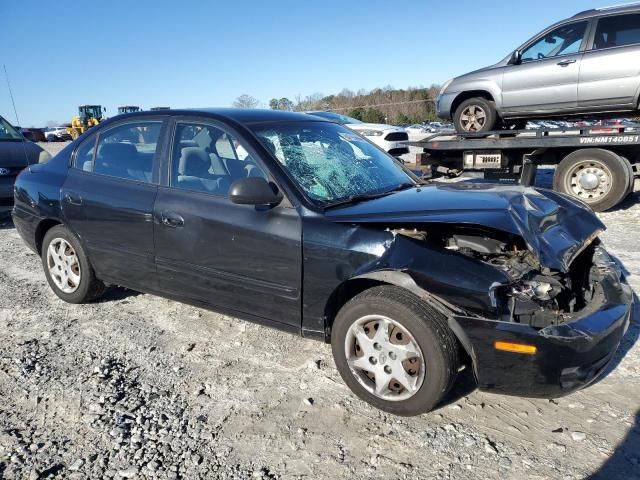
[325, 182, 605, 273]
[0, 141, 43, 167]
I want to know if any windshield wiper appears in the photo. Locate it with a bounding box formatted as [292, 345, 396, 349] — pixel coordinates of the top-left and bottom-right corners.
[323, 182, 417, 209]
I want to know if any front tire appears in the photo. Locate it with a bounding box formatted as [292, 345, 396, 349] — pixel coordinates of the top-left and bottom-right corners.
[331, 286, 460, 416]
[554, 149, 631, 211]
[41, 225, 106, 303]
[453, 97, 498, 133]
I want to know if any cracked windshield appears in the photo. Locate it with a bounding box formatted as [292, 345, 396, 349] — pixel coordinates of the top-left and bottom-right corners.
[253, 121, 413, 204]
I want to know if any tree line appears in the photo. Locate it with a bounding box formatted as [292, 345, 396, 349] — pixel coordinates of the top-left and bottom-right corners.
[233, 85, 442, 124]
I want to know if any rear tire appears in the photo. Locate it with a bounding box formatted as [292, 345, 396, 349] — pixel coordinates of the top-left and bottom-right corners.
[41, 225, 106, 303]
[453, 97, 498, 133]
[553, 149, 631, 212]
[331, 286, 460, 416]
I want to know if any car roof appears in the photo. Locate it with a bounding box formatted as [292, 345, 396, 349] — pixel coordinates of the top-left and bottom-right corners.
[571, 2, 640, 20]
[115, 108, 330, 124]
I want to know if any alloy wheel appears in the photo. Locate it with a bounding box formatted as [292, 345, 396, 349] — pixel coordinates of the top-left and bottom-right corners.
[344, 314, 425, 401]
[46, 238, 81, 293]
[459, 105, 487, 132]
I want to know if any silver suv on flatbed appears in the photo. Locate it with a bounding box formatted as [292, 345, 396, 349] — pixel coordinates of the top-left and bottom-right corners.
[438, 4, 640, 133]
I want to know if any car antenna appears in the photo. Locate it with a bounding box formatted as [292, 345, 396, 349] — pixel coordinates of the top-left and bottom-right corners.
[3, 64, 30, 166]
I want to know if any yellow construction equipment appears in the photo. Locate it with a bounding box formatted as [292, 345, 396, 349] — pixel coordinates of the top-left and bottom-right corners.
[67, 105, 105, 140]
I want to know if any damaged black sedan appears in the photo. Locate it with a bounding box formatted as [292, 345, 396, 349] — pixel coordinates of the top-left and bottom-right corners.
[12, 109, 633, 416]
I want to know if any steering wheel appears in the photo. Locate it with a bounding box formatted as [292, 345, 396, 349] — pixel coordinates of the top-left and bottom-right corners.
[537, 52, 546, 59]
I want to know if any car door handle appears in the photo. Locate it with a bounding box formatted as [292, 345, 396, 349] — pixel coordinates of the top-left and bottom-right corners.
[557, 59, 577, 67]
[161, 212, 184, 228]
[64, 192, 83, 205]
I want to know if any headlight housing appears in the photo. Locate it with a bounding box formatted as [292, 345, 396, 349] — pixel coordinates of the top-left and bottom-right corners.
[360, 130, 384, 137]
[439, 78, 454, 96]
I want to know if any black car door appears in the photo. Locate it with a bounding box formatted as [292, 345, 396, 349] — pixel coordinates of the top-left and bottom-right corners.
[61, 118, 167, 289]
[152, 117, 302, 329]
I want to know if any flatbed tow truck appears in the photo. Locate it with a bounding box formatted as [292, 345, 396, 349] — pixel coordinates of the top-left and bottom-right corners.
[409, 126, 640, 211]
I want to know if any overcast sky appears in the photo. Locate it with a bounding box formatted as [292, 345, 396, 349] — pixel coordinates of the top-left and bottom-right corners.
[0, 0, 617, 126]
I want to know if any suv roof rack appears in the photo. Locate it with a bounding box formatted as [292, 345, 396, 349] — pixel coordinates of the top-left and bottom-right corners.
[573, 1, 640, 17]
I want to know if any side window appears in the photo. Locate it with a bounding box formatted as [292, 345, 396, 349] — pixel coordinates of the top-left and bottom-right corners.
[522, 21, 587, 62]
[594, 14, 640, 50]
[171, 122, 267, 196]
[90, 122, 161, 182]
[74, 135, 97, 171]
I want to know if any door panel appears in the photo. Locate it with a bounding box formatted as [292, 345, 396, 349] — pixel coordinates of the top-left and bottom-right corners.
[61, 169, 157, 287]
[153, 188, 302, 327]
[578, 46, 640, 106]
[579, 13, 640, 107]
[502, 20, 588, 113]
[502, 54, 582, 113]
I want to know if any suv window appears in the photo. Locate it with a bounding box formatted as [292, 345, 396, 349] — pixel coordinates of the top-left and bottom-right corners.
[522, 21, 587, 62]
[594, 13, 640, 49]
[171, 122, 267, 196]
[84, 122, 161, 182]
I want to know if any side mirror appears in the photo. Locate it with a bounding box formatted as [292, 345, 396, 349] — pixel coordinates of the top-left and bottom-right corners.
[511, 49, 522, 65]
[229, 177, 283, 206]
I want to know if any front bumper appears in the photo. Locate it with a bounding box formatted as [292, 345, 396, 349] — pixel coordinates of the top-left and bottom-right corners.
[0, 176, 16, 213]
[449, 247, 633, 398]
[436, 92, 457, 119]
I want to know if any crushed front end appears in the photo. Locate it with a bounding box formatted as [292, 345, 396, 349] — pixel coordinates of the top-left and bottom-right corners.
[446, 240, 633, 397]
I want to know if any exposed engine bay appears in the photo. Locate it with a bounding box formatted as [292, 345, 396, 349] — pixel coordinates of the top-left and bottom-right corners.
[390, 225, 601, 329]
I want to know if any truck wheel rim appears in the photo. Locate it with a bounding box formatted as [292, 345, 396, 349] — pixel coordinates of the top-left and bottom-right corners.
[565, 160, 612, 202]
[344, 315, 425, 401]
[460, 105, 487, 132]
[47, 238, 81, 294]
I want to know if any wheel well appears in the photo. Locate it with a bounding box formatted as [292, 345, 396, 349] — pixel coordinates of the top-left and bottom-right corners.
[450, 90, 495, 118]
[35, 219, 62, 255]
[323, 278, 387, 341]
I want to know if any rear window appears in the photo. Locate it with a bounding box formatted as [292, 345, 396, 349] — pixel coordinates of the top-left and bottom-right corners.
[594, 13, 640, 49]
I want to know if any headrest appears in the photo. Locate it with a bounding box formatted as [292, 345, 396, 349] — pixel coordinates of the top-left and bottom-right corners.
[179, 147, 210, 177]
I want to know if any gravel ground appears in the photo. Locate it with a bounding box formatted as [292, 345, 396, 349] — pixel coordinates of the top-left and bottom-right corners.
[0, 142, 638, 479]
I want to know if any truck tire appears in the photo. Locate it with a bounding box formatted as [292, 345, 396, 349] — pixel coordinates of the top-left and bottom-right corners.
[331, 286, 460, 416]
[619, 155, 635, 198]
[453, 97, 497, 133]
[554, 149, 631, 212]
[70, 128, 81, 140]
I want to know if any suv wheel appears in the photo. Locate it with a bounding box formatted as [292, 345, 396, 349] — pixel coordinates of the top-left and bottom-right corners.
[331, 286, 460, 416]
[41, 225, 106, 303]
[453, 97, 497, 133]
[554, 149, 632, 211]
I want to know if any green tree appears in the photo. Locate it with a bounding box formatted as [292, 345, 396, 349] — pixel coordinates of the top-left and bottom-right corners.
[349, 107, 365, 121]
[361, 108, 385, 123]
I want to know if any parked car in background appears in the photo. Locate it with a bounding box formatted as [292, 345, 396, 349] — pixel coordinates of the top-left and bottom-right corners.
[307, 111, 409, 157]
[17, 127, 46, 142]
[405, 124, 436, 135]
[44, 126, 72, 142]
[438, 4, 640, 133]
[0, 115, 51, 214]
[11, 108, 633, 416]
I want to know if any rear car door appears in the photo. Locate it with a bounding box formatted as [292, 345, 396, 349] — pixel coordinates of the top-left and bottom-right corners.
[579, 13, 640, 108]
[61, 119, 166, 289]
[152, 117, 302, 329]
[502, 21, 588, 113]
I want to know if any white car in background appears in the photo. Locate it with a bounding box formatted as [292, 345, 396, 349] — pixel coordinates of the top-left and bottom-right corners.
[43, 126, 71, 142]
[306, 111, 409, 157]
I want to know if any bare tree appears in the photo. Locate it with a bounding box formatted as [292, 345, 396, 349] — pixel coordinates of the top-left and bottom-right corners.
[233, 94, 260, 109]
